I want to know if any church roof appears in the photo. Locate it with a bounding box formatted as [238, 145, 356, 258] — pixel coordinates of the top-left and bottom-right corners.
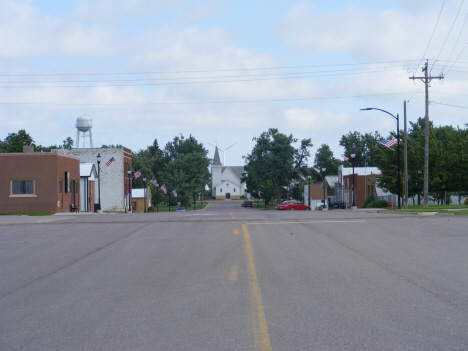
[222, 166, 244, 181]
[213, 146, 222, 166]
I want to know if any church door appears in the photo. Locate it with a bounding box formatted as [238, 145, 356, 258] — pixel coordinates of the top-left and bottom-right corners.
[226, 193, 231, 199]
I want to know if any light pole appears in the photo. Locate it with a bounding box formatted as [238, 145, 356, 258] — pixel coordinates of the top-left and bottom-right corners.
[361, 107, 401, 209]
[322, 167, 326, 209]
[127, 168, 132, 213]
[350, 151, 356, 208]
[96, 153, 101, 212]
[143, 177, 147, 213]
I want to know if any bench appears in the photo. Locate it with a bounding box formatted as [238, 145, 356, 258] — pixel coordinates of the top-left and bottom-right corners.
[70, 203, 79, 212]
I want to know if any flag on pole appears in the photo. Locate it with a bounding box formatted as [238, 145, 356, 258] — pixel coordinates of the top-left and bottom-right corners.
[252, 190, 256, 193]
[379, 140, 398, 148]
[134, 169, 141, 179]
[290, 182, 295, 187]
[300, 175, 306, 181]
[341, 155, 350, 161]
[150, 178, 157, 186]
[106, 157, 115, 166]
[282, 186, 288, 190]
[314, 168, 321, 174]
[257, 191, 262, 196]
[161, 184, 167, 194]
[173, 190, 177, 197]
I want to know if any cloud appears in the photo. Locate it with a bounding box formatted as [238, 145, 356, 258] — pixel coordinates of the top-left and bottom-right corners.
[277, 2, 456, 61]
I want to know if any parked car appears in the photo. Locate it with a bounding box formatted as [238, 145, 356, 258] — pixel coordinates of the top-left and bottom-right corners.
[176, 207, 186, 212]
[316, 203, 326, 210]
[241, 201, 252, 208]
[277, 200, 311, 211]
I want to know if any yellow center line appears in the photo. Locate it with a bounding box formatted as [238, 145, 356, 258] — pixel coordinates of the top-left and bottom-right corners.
[233, 229, 239, 235]
[242, 224, 272, 351]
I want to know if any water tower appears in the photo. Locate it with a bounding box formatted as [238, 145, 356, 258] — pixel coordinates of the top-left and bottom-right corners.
[75, 114, 93, 148]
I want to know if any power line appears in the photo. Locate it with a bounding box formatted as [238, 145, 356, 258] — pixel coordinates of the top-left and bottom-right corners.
[431, 0, 465, 73]
[0, 60, 420, 78]
[431, 100, 468, 109]
[0, 92, 415, 106]
[414, 0, 446, 73]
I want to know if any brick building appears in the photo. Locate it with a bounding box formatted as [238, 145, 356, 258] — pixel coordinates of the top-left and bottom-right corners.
[0, 152, 80, 213]
[53, 147, 132, 212]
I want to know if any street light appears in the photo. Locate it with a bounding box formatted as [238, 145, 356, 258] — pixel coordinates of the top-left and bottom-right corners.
[350, 151, 356, 208]
[143, 177, 147, 213]
[127, 168, 132, 213]
[322, 167, 326, 209]
[361, 107, 401, 209]
[96, 153, 101, 212]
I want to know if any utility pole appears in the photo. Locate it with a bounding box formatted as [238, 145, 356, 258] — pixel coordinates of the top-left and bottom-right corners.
[404, 101, 408, 207]
[409, 60, 443, 208]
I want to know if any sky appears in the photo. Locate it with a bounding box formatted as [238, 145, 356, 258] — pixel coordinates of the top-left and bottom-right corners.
[1, 0, 468, 168]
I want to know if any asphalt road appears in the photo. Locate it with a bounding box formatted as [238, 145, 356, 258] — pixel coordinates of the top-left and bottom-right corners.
[1, 201, 467, 350]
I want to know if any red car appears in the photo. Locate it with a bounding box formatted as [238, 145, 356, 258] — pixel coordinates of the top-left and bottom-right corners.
[276, 200, 311, 211]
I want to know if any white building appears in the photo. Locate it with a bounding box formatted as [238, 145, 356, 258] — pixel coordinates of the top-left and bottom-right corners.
[79, 163, 97, 212]
[211, 147, 246, 199]
[53, 147, 132, 212]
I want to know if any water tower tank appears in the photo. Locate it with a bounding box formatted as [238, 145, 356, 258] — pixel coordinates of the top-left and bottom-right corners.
[75, 114, 93, 148]
[76, 114, 92, 132]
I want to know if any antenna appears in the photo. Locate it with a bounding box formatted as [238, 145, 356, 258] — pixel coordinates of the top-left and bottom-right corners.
[209, 142, 239, 166]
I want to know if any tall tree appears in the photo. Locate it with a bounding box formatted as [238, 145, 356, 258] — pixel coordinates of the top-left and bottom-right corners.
[243, 128, 312, 204]
[313, 144, 342, 176]
[2, 130, 34, 153]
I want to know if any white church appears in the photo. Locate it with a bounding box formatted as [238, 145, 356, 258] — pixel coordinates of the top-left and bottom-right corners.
[211, 146, 246, 199]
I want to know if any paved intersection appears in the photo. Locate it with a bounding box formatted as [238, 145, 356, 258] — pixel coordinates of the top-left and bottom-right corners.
[1, 201, 467, 350]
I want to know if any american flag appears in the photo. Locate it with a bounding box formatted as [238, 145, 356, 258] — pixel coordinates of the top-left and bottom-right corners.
[282, 186, 288, 190]
[134, 170, 141, 179]
[290, 182, 295, 187]
[257, 191, 262, 196]
[173, 190, 177, 197]
[150, 178, 157, 186]
[300, 175, 306, 181]
[314, 168, 321, 174]
[161, 184, 167, 194]
[106, 157, 115, 166]
[252, 190, 256, 193]
[342, 155, 350, 161]
[379, 140, 398, 148]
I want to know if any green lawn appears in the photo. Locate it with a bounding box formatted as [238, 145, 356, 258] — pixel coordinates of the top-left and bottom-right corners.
[392, 204, 468, 215]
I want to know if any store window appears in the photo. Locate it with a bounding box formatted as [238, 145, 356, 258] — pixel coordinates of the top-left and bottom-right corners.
[59, 179, 63, 194]
[11, 180, 35, 196]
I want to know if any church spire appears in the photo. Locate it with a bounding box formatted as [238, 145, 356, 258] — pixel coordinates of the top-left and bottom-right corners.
[213, 146, 222, 166]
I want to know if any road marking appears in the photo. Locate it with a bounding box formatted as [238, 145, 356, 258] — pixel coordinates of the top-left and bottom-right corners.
[242, 224, 272, 351]
[233, 229, 239, 235]
[229, 265, 239, 281]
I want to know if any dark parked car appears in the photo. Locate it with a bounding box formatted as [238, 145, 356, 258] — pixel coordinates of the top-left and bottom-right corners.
[241, 201, 253, 208]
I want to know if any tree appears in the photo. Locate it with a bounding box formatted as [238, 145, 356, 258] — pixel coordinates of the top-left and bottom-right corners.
[160, 135, 211, 208]
[243, 128, 312, 204]
[2, 130, 34, 153]
[313, 144, 342, 176]
[62, 137, 74, 149]
[339, 131, 381, 167]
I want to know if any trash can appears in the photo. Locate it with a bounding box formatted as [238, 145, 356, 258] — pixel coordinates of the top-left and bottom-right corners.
[94, 203, 101, 212]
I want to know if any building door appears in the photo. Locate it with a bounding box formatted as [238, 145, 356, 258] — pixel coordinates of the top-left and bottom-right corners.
[226, 193, 230, 199]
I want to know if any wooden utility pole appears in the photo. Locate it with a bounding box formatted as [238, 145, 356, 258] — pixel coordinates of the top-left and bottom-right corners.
[409, 61, 443, 208]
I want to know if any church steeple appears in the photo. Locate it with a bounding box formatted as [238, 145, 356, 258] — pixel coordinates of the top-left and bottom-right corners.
[213, 146, 222, 166]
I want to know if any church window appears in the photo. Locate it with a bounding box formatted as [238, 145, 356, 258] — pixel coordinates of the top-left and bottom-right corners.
[233, 188, 236, 192]
[220, 188, 222, 193]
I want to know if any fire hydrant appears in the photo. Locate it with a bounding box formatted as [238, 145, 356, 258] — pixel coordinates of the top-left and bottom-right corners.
[389, 201, 393, 210]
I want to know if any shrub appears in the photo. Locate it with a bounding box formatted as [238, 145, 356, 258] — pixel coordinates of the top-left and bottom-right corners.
[464, 197, 468, 206]
[361, 196, 375, 208]
[147, 206, 155, 212]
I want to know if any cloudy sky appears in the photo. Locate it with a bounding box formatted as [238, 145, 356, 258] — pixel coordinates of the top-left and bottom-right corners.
[1, 0, 467, 167]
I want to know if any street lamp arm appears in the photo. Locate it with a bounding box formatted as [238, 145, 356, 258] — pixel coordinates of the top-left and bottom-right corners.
[360, 108, 397, 121]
